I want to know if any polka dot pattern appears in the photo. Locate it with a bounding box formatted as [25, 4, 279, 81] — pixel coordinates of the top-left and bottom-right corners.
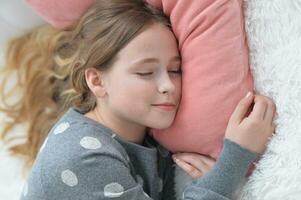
[80, 136, 102, 150]
[21, 109, 178, 199]
[104, 182, 124, 198]
[54, 122, 70, 135]
[61, 170, 78, 187]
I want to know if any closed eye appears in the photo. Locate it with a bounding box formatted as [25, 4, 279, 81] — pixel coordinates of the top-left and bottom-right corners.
[169, 70, 182, 74]
[136, 72, 153, 76]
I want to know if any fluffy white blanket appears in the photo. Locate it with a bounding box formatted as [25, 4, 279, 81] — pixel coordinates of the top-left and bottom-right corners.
[239, 0, 301, 199]
[175, 1, 301, 199]
[0, 142, 26, 200]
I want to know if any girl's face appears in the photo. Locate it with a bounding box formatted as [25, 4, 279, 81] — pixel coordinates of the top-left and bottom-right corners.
[100, 23, 181, 130]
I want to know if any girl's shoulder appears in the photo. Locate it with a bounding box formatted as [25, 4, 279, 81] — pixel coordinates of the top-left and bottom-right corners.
[37, 108, 131, 170]
[26, 118, 135, 199]
[45, 123, 127, 161]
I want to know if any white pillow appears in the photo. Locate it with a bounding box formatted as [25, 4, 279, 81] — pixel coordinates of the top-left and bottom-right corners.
[0, 0, 45, 56]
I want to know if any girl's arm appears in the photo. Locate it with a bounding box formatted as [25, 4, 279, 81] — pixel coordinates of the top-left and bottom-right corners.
[182, 139, 257, 200]
[172, 93, 276, 199]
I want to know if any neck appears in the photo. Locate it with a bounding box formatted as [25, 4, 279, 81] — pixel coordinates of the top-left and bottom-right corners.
[84, 107, 146, 144]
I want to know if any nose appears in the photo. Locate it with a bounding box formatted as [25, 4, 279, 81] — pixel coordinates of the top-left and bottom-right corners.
[157, 72, 176, 94]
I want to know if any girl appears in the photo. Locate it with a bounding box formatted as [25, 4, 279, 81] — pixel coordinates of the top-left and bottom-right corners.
[0, 0, 276, 199]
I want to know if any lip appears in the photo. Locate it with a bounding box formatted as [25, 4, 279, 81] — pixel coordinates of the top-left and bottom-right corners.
[152, 103, 176, 111]
[152, 103, 176, 106]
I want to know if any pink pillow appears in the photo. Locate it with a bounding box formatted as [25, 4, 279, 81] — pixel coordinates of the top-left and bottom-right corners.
[146, 0, 253, 158]
[25, 0, 253, 159]
[25, 0, 95, 29]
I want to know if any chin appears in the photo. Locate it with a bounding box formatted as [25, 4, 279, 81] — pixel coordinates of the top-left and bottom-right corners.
[151, 120, 173, 130]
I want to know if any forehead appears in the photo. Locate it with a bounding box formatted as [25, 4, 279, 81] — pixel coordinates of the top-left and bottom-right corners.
[114, 23, 180, 66]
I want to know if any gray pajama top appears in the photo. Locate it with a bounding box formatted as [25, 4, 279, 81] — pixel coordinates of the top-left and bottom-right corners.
[20, 108, 257, 200]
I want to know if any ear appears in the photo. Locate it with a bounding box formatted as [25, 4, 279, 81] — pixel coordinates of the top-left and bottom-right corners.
[85, 68, 107, 98]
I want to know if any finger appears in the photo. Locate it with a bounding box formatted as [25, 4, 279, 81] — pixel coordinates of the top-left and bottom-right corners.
[229, 91, 254, 124]
[264, 101, 276, 125]
[249, 96, 268, 120]
[173, 157, 203, 179]
[193, 154, 216, 168]
[173, 153, 208, 172]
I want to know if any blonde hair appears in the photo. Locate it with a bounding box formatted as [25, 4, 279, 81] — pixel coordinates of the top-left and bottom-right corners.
[0, 0, 170, 172]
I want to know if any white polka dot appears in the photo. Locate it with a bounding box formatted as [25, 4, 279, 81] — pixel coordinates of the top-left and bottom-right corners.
[158, 145, 169, 157]
[39, 137, 48, 152]
[137, 175, 144, 186]
[158, 178, 163, 192]
[80, 136, 102, 150]
[23, 182, 28, 196]
[104, 182, 124, 198]
[54, 122, 70, 135]
[61, 170, 78, 187]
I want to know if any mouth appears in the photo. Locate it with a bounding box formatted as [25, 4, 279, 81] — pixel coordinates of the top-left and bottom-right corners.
[151, 103, 177, 111]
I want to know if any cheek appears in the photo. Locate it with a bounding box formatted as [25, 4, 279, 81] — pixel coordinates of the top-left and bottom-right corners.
[173, 78, 182, 100]
[113, 78, 156, 106]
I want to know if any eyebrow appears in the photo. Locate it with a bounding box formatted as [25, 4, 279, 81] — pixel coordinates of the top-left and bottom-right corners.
[131, 56, 181, 66]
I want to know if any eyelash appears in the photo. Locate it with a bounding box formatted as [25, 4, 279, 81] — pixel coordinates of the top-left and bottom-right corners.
[136, 72, 153, 76]
[136, 70, 182, 76]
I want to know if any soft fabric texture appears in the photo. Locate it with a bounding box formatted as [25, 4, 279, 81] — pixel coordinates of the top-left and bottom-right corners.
[20, 108, 175, 200]
[146, 0, 254, 159]
[0, 0, 44, 52]
[0, 141, 26, 200]
[25, 0, 94, 29]
[20, 108, 256, 200]
[175, 1, 301, 199]
[237, 0, 301, 199]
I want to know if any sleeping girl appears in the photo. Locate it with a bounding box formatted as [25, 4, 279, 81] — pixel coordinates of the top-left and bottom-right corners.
[0, 0, 276, 199]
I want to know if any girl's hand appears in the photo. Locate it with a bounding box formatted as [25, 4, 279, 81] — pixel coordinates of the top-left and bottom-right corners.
[172, 153, 216, 179]
[225, 92, 277, 154]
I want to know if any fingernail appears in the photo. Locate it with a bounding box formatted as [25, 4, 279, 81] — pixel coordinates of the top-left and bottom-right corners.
[245, 91, 252, 99]
[172, 155, 179, 162]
